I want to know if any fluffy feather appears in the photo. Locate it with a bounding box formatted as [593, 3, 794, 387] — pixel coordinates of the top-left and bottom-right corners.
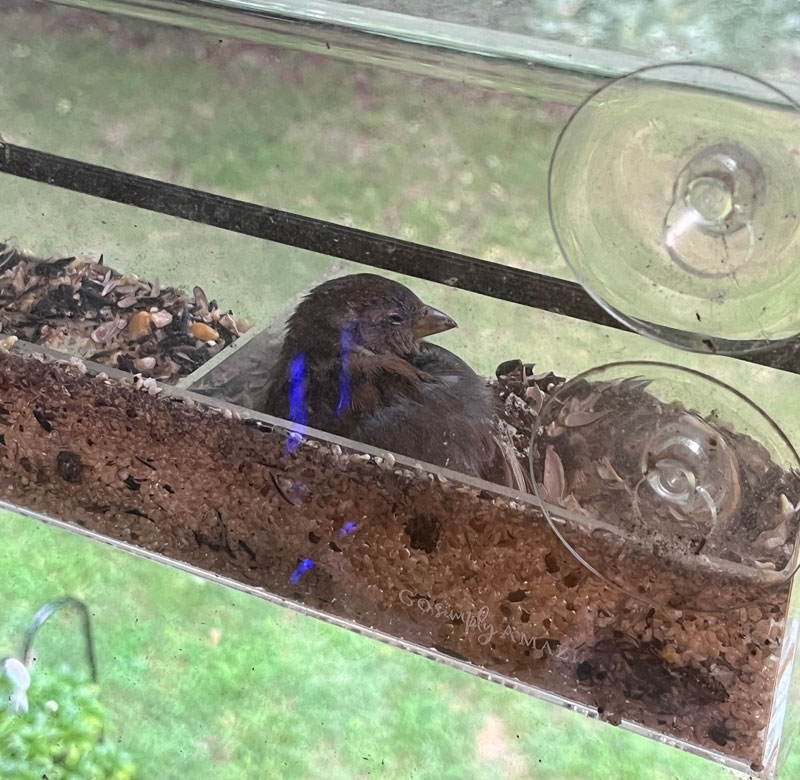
[264, 273, 526, 489]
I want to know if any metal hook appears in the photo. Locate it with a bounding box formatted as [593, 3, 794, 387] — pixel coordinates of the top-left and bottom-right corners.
[21, 596, 98, 685]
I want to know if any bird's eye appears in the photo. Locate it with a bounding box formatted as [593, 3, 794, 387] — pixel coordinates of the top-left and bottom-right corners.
[387, 313, 404, 326]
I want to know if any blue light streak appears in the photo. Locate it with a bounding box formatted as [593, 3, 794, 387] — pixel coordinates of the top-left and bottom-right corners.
[338, 521, 357, 539]
[289, 558, 314, 585]
[335, 326, 351, 418]
[285, 352, 307, 455]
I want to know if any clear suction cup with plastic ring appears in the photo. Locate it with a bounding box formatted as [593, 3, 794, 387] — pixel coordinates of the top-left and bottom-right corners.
[528, 361, 800, 612]
[548, 63, 800, 354]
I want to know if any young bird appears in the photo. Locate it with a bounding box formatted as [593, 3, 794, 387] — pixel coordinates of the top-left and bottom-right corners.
[264, 273, 525, 488]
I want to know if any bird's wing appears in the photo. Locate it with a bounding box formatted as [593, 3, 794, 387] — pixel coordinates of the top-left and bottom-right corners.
[265, 341, 530, 492]
[417, 343, 531, 492]
[346, 352, 431, 414]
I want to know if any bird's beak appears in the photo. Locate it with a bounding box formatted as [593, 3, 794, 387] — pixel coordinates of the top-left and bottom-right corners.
[412, 305, 457, 339]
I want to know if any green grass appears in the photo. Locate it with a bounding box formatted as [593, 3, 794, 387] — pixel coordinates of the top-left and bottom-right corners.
[0, 6, 561, 276]
[1, 4, 800, 778]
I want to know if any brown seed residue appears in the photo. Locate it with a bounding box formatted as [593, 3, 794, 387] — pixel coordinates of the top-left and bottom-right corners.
[0, 243, 246, 382]
[0, 350, 790, 770]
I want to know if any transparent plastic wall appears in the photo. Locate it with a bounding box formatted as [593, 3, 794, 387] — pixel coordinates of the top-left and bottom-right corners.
[2, 1, 800, 778]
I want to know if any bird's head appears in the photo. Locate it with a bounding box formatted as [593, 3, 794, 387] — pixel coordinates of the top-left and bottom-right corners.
[285, 273, 457, 357]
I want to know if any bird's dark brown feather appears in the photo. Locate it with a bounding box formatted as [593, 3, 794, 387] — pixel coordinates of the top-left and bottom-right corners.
[263, 273, 526, 489]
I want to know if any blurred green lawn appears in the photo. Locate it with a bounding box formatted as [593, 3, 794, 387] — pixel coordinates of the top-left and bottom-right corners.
[1, 4, 800, 778]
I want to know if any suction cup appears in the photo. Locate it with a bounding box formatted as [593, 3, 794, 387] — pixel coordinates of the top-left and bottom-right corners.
[529, 361, 800, 611]
[548, 63, 800, 354]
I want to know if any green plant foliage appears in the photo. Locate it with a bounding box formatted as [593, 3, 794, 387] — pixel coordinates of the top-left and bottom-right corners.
[0, 665, 136, 780]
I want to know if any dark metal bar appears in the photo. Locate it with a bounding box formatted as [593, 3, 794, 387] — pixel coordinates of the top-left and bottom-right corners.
[0, 140, 620, 326]
[3, 140, 800, 373]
